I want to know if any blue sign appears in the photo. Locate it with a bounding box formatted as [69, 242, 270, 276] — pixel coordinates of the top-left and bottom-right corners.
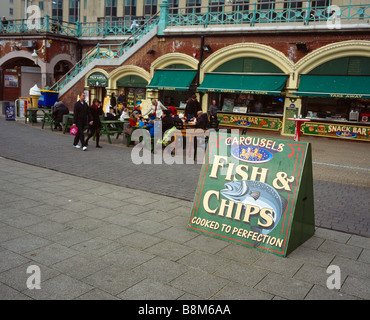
[231, 146, 273, 164]
[5, 105, 16, 121]
[336, 131, 357, 138]
[237, 120, 251, 127]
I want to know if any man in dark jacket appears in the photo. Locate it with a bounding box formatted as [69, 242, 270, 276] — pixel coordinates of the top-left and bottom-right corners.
[72, 92, 93, 150]
[117, 91, 126, 106]
[196, 111, 210, 130]
[162, 109, 175, 133]
[185, 94, 201, 121]
[52, 101, 69, 131]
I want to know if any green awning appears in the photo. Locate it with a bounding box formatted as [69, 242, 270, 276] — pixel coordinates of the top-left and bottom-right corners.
[147, 69, 197, 91]
[197, 73, 288, 95]
[294, 75, 370, 99]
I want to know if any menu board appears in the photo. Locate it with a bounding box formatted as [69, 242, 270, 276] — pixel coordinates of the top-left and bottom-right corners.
[126, 88, 146, 108]
[127, 88, 136, 108]
[136, 88, 145, 104]
[283, 104, 299, 135]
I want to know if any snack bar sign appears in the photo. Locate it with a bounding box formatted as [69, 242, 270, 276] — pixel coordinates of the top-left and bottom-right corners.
[188, 133, 315, 257]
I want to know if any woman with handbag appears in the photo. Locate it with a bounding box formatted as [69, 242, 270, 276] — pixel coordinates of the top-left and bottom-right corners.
[85, 98, 103, 148]
[72, 92, 93, 151]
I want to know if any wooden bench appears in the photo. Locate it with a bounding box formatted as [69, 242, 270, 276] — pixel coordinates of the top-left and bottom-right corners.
[124, 125, 149, 148]
[25, 108, 43, 126]
[62, 114, 74, 134]
[100, 120, 125, 144]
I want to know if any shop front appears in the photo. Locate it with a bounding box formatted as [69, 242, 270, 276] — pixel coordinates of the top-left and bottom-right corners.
[116, 75, 148, 109]
[294, 56, 370, 142]
[147, 66, 198, 116]
[198, 57, 288, 132]
[86, 71, 108, 103]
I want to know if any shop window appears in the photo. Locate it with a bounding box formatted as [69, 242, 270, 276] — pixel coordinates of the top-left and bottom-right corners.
[302, 56, 370, 122]
[161, 90, 193, 109]
[215, 93, 283, 115]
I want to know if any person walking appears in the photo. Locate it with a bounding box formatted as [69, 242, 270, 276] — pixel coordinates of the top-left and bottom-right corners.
[85, 98, 103, 148]
[72, 92, 93, 151]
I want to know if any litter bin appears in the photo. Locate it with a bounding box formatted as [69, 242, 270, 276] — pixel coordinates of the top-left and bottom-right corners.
[5, 105, 16, 121]
[38, 90, 59, 108]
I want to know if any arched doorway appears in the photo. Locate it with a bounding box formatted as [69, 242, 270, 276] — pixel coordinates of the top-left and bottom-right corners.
[54, 60, 73, 83]
[108, 66, 151, 111]
[1, 57, 42, 101]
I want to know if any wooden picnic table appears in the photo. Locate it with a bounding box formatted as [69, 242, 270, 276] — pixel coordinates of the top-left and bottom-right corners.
[173, 127, 209, 159]
[40, 109, 54, 131]
[124, 124, 149, 148]
[25, 108, 50, 126]
[100, 120, 126, 144]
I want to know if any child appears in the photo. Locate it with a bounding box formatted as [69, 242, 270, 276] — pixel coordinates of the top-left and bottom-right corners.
[119, 108, 130, 121]
[145, 113, 157, 137]
[129, 110, 140, 127]
[106, 107, 116, 120]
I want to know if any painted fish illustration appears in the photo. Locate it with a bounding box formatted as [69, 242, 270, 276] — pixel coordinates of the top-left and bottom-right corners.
[220, 180, 287, 247]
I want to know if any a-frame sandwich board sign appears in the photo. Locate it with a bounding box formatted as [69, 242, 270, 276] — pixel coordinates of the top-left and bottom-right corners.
[188, 131, 315, 257]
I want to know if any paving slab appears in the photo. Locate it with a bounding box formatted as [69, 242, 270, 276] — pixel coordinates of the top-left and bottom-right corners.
[0, 156, 368, 301]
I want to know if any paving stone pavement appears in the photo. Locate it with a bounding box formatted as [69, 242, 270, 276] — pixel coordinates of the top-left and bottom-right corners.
[0, 155, 369, 300]
[0, 117, 369, 237]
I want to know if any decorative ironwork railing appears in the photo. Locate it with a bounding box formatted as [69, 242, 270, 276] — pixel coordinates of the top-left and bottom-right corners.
[0, 17, 79, 37]
[0, 16, 148, 38]
[168, 2, 370, 27]
[0, 3, 368, 37]
[50, 15, 159, 92]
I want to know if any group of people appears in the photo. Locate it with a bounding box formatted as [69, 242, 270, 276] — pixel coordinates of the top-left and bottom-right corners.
[67, 91, 219, 151]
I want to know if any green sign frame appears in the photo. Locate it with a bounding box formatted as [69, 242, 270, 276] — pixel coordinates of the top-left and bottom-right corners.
[217, 113, 282, 131]
[87, 72, 108, 87]
[301, 121, 370, 142]
[188, 132, 315, 257]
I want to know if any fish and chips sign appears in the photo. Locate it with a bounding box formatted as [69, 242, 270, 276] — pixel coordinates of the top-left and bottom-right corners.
[188, 132, 315, 257]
